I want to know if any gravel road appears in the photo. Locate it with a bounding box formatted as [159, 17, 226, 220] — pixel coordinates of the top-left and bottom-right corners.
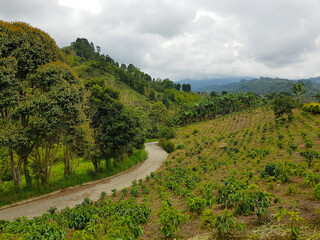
[0, 142, 167, 221]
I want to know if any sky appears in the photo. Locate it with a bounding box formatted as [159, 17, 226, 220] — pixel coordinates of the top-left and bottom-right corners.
[1, 0, 320, 81]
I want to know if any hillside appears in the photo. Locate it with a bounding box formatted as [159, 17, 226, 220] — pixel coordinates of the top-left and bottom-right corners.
[196, 77, 320, 96]
[3, 107, 320, 239]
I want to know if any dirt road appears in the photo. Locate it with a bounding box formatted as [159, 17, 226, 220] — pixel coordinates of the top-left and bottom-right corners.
[0, 142, 167, 221]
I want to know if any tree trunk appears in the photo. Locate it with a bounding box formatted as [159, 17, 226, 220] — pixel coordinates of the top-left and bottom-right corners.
[9, 148, 20, 186]
[64, 146, 71, 176]
[23, 156, 32, 186]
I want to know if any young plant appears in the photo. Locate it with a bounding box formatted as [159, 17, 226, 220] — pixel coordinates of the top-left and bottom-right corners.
[213, 209, 245, 239]
[187, 196, 207, 215]
[275, 206, 304, 240]
[159, 201, 189, 238]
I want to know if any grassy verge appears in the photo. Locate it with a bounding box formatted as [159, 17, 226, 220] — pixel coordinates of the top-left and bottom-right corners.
[145, 138, 159, 143]
[0, 149, 148, 207]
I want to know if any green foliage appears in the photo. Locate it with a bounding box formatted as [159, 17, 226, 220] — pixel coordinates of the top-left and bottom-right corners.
[48, 206, 57, 215]
[300, 150, 319, 167]
[302, 102, 320, 114]
[111, 189, 117, 197]
[272, 95, 298, 119]
[314, 183, 320, 199]
[89, 83, 145, 163]
[159, 201, 189, 238]
[0, 217, 66, 239]
[187, 196, 207, 215]
[159, 126, 176, 139]
[99, 191, 107, 200]
[275, 207, 304, 240]
[158, 139, 175, 153]
[261, 162, 290, 182]
[202, 209, 245, 239]
[175, 92, 262, 125]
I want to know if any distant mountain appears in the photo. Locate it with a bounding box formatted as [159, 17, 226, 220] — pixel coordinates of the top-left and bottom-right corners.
[195, 77, 320, 96]
[175, 77, 252, 91]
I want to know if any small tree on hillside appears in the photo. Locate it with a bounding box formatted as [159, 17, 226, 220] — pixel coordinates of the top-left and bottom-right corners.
[292, 82, 306, 102]
[272, 95, 297, 120]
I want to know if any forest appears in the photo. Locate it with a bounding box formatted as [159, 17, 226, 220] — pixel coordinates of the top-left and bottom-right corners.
[1, 21, 320, 239]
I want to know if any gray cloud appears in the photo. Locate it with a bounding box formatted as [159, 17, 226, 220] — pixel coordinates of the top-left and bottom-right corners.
[1, 0, 320, 80]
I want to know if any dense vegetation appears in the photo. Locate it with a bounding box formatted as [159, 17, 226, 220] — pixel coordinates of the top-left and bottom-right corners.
[1, 21, 320, 240]
[0, 21, 204, 205]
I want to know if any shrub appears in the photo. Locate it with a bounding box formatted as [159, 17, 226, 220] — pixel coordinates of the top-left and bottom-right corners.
[159, 201, 189, 238]
[111, 189, 117, 197]
[99, 191, 107, 200]
[121, 188, 128, 196]
[48, 206, 57, 215]
[187, 196, 207, 215]
[304, 138, 313, 148]
[158, 139, 175, 153]
[275, 207, 304, 240]
[315, 183, 320, 199]
[159, 126, 176, 139]
[177, 143, 185, 149]
[300, 150, 319, 167]
[213, 210, 245, 239]
[261, 163, 290, 182]
[302, 102, 320, 114]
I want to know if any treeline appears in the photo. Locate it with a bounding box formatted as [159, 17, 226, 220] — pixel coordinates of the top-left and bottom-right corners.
[63, 38, 191, 97]
[174, 92, 262, 125]
[62, 38, 203, 138]
[0, 21, 145, 187]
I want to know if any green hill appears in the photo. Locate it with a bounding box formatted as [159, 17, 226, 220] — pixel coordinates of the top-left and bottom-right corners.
[198, 77, 320, 96]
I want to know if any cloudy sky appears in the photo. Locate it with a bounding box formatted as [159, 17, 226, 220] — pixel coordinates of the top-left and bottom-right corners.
[1, 0, 320, 81]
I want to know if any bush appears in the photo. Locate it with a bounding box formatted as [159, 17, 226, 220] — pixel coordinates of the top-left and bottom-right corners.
[261, 162, 290, 182]
[159, 126, 176, 139]
[300, 150, 319, 167]
[302, 102, 320, 114]
[187, 196, 207, 215]
[206, 209, 245, 239]
[159, 201, 189, 238]
[315, 184, 320, 199]
[158, 139, 175, 153]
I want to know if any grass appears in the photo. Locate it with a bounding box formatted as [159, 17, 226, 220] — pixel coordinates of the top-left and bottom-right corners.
[0, 149, 148, 207]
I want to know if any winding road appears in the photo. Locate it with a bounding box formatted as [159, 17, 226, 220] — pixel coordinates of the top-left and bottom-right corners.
[0, 142, 168, 221]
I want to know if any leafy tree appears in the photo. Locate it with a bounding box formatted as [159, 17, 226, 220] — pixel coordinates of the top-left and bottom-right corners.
[272, 96, 297, 119]
[292, 82, 306, 98]
[182, 83, 191, 92]
[210, 91, 218, 97]
[174, 83, 181, 91]
[88, 84, 145, 166]
[71, 38, 97, 60]
[0, 21, 84, 186]
[149, 101, 168, 132]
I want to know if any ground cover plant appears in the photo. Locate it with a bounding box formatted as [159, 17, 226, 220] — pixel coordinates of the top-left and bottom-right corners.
[2, 107, 320, 239]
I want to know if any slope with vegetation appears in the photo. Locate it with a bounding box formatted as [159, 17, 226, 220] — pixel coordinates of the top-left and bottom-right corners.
[0, 22, 204, 206]
[2, 101, 320, 239]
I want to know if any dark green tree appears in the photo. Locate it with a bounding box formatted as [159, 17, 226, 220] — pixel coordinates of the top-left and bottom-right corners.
[272, 96, 297, 119]
[89, 84, 145, 167]
[182, 83, 191, 92]
[0, 21, 83, 186]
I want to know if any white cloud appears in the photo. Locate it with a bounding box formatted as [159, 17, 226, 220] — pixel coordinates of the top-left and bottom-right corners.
[1, 0, 320, 80]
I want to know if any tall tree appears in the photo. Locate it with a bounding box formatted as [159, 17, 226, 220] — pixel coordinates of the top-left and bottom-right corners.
[0, 21, 83, 186]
